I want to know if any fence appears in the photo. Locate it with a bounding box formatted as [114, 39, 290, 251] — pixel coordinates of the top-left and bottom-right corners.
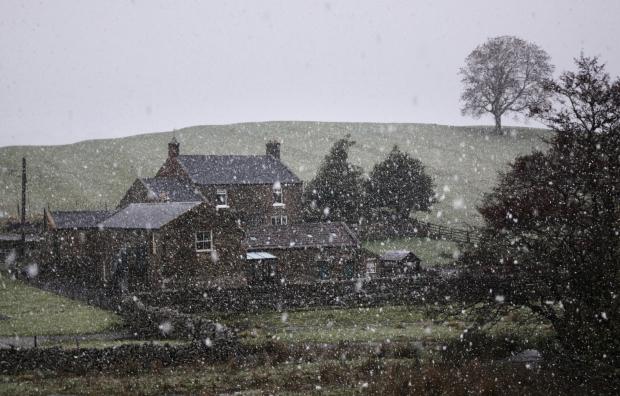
[420, 221, 481, 244]
[349, 220, 482, 245]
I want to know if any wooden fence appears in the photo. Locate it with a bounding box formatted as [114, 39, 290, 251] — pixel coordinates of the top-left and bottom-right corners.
[349, 220, 482, 245]
[420, 221, 481, 245]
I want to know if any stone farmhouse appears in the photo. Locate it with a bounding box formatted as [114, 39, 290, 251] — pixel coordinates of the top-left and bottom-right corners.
[41, 138, 369, 291]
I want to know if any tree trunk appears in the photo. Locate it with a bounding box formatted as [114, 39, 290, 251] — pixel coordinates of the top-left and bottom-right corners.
[494, 113, 502, 134]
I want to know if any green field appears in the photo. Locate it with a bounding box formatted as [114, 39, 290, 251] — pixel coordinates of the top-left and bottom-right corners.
[0, 304, 556, 394]
[0, 121, 548, 227]
[0, 276, 122, 336]
[230, 306, 459, 344]
[214, 305, 551, 346]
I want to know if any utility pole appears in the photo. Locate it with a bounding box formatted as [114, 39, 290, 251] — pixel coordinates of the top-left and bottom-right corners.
[20, 157, 26, 258]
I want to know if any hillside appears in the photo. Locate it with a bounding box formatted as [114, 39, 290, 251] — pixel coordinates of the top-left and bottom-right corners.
[0, 121, 548, 227]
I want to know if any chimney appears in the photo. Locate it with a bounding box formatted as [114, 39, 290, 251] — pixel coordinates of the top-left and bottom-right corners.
[266, 140, 281, 160]
[168, 136, 180, 158]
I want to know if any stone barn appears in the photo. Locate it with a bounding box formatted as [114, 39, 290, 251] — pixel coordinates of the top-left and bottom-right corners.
[43, 202, 246, 291]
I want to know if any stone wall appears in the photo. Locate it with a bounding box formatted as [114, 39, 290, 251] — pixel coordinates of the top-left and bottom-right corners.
[138, 274, 456, 314]
[0, 342, 234, 375]
[118, 296, 235, 340]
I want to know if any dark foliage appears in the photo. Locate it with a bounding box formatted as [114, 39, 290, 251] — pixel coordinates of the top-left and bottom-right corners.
[303, 135, 365, 223]
[460, 36, 554, 133]
[461, 55, 620, 367]
[364, 145, 434, 221]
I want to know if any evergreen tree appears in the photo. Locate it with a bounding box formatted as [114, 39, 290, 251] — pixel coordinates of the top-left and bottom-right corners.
[303, 135, 364, 223]
[364, 146, 434, 221]
[460, 56, 620, 368]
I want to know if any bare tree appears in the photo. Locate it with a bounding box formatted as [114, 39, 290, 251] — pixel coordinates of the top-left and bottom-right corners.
[459, 36, 554, 133]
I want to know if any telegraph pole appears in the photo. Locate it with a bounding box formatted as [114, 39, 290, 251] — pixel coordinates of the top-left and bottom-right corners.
[20, 157, 26, 257]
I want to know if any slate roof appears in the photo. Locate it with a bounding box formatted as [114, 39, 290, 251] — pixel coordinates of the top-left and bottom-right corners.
[245, 222, 359, 249]
[380, 250, 419, 262]
[176, 155, 301, 185]
[50, 210, 113, 230]
[139, 177, 204, 202]
[99, 202, 201, 230]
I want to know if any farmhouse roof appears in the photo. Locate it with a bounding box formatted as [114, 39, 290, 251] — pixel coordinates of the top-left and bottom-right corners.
[139, 177, 204, 202]
[380, 250, 419, 262]
[245, 222, 359, 249]
[50, 210, 113, 229]
[99, 202, 201, 229]
[176, 155, 301, 185]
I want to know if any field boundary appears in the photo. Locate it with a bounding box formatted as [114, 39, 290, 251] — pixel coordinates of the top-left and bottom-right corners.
[349, 220, 482, 245]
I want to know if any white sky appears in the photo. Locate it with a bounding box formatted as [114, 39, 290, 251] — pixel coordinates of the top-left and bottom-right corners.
[1, 0, 619, 147]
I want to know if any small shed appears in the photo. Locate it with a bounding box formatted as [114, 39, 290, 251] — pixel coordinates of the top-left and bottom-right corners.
[246, 251, 278, 284]
[379, 250, 421, 276]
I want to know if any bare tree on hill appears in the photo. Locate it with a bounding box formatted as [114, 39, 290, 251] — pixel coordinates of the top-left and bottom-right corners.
[459, 36, 554, 134]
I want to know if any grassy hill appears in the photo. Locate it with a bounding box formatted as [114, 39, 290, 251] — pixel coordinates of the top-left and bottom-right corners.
[0, 121, 548, 227]
[0, 276, 122, 337]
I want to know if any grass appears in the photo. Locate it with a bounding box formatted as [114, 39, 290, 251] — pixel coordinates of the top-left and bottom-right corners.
[0, 276, 122, 337]
[363, 236, 461, 266]
[37, 339, 186, 349]
[0, 121, 549, 227]
[219, 306, 464, 345]
[0, 302, 562, 395]
[0, 359, 379, 395]
[0, 353, 590, 395]
[212, 304, 552, 347]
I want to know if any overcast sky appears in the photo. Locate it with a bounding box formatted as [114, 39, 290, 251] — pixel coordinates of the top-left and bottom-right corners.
[1, 0, 618, 147]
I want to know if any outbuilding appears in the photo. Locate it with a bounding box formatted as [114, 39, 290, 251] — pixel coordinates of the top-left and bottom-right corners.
[43, 202, 245, 291]
[245, 222, 371, 283]
[379, 250, 421, 276]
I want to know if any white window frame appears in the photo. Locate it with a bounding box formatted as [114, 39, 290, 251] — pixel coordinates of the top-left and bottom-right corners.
[195, 230, 213, 252]
[273, 185, 284, 206]
[271, 215, 288, 226]
[366, 260, 377, 274]
[216, 189, 229, 209]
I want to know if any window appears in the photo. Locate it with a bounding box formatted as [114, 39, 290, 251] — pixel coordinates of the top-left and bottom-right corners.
[0, 248, 13, 264]
[216, 189, 228, 207]
[366, 260, 377, 274]
[343, 261, 355, 279]
[195, 231, 213, 252]
[271, 215, 288, 226]
[318, 260, 330, 280]
[273, 184, 284, 206]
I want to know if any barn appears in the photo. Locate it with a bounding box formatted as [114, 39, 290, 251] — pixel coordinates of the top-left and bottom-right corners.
[378, 250, 421, 277]
[43, 202, 245, 291]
